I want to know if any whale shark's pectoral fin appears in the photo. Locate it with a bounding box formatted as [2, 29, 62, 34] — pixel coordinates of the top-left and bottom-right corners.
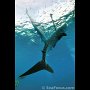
[19, 60, 54, 78]
[26, 9, 46, 43]
[58, 32, 67, 40]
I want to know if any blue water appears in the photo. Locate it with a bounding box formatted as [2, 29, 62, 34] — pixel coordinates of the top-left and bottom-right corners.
[15, 12, 75, 90]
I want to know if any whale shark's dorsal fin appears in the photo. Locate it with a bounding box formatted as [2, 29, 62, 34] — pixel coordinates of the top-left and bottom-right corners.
[50, 13, 57, 31]
[26, 8, 46, 43]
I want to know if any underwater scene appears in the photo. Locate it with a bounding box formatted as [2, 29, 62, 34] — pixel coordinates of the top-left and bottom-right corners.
[15, 0, 75, 90]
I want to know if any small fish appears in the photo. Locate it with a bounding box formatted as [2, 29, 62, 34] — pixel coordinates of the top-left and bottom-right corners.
[15, 80, 19, 87]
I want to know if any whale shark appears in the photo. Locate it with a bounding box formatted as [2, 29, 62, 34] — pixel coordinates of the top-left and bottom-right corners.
[19, 9, 74, 77]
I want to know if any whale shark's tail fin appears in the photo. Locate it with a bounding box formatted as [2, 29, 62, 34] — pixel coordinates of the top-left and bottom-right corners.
[19, 60, 54, 78]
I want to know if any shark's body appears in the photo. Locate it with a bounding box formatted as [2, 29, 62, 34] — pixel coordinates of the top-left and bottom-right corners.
[19, 9, 70, 78]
